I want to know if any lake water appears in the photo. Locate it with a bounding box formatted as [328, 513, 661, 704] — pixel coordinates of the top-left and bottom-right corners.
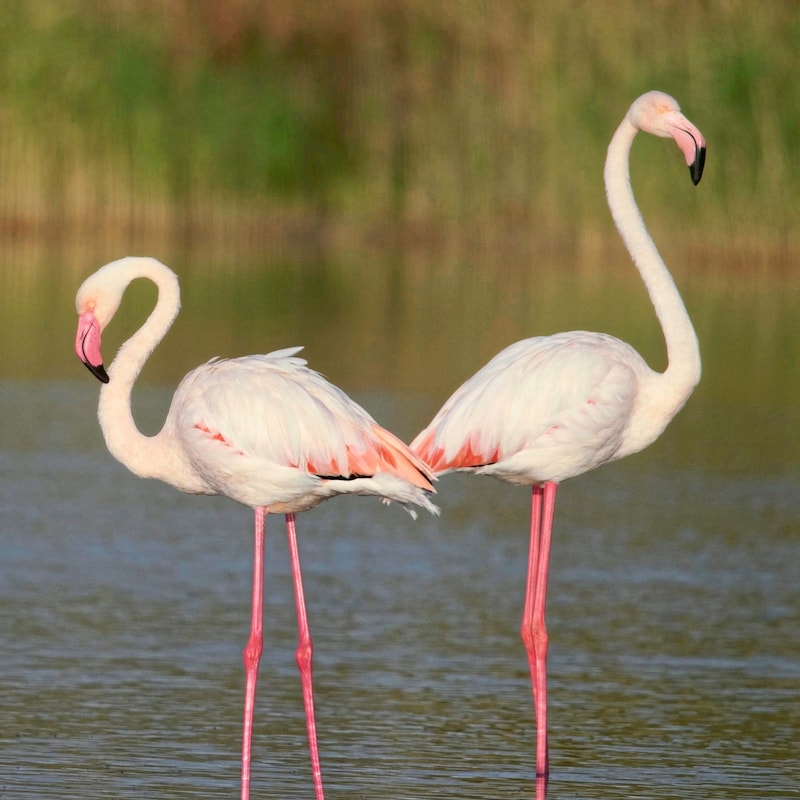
[0, 241, 798, 798]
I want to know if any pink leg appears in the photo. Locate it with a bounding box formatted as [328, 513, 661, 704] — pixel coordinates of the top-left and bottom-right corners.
[285, 513, 326, 800]
[241, 507, 267, 800]
[520, 482, 557, 777]
[521, 486, 542, 695]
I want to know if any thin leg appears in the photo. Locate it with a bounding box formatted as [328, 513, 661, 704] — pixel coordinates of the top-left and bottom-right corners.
[521, 486, 545, 774]
[285, 513, 326, 800]
[241, 507, 267, 800]
[520, 482, 558, 778]
[535, 775, 549, 800]
[521, 486, 544, 659]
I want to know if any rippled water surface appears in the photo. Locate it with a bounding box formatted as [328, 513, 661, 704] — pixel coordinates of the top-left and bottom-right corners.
[1, 380, 797, 800]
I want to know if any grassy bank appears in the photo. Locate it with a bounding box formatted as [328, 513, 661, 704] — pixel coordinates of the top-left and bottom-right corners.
[0, 1, 797, 257]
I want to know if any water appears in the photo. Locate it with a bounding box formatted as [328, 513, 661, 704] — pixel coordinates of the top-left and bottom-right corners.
[1, 235, 799, 798]
[1, 379, 797, 799]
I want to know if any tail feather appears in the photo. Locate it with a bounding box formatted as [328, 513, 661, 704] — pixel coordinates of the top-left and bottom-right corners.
[368, 424, 437, 492]
[412, 428, 500, 474]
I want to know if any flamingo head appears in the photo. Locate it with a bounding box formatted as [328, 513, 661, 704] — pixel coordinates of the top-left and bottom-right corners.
[74, 261, 129, 383]
[627, 91, 706, 185]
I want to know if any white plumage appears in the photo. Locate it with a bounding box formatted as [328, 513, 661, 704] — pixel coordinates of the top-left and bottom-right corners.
[412, 90, 706, 779]
[166, 351, 435, 513]
[416, 331, 649, 484]
[74, 255, 438, 800]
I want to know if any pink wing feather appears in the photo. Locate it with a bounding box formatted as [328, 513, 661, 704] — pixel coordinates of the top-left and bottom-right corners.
[172, 351, 435, 494]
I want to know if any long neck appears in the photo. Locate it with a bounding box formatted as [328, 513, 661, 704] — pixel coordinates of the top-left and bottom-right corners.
[604, 117, 701, 404]
[97, 262, 181, 479]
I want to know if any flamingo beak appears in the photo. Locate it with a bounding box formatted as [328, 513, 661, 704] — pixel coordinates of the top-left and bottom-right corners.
[84, 360, 110, 383]
[690, 144, 706, 186]
[668, 114, 706, 187]
[75, 311, 109, 383]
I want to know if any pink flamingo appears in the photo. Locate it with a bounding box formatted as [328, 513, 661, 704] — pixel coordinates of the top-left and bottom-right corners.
[412, 91, 706, 777]
[74, 256, 439, 800]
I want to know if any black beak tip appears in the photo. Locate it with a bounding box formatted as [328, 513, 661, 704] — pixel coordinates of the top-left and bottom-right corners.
[83, 360, 110, 383]
[690, 146, 706, 186]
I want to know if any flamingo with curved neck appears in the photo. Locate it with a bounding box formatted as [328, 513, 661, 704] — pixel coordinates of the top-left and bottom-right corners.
[412, 91, 706, 778]
[75, 256, 439, 800]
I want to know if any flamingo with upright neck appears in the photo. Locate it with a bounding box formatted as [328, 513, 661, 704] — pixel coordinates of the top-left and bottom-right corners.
[75, 256, 439, 800]
[412, 90, 706, 777]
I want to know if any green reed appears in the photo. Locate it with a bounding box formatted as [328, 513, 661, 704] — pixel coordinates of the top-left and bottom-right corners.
[0, 0, 797, 253]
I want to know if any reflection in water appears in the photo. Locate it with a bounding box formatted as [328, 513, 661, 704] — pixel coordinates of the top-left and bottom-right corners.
[1, 381, 798, 799]
[2, 237, 799, 471]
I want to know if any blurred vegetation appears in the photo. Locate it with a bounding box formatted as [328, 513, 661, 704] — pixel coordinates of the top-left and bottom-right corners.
[0, 1, 797, 473]
[0, 0, 798, 256]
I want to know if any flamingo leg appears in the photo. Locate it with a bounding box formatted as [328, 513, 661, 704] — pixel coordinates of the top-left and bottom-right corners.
[520, 482, 557, 777]
[241, 506, 267, 800]
[285, 513, 326, 800]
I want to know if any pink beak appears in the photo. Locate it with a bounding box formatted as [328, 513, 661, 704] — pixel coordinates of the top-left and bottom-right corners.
[75, 311, 109, 383]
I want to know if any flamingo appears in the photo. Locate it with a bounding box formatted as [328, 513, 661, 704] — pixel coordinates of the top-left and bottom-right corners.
[411, 91, 706, 777]
[73, 256, 439, 800]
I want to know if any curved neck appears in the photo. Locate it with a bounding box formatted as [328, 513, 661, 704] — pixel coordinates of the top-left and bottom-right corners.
[604, 117, 701, 399]
[97, 261, 181, 478]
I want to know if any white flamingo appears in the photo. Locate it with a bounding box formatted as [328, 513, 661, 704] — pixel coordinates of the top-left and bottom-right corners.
[412, 91, 706, 777]
[74, 255, 439, 800]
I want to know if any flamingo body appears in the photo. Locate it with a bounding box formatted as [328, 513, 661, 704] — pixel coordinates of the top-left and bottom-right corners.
[411, 90, 706, 779]
[169, 351, 435, 512]
[414, 331, 655, 484]
[74, 256, 438, 800]
[75, 261, 436, 515]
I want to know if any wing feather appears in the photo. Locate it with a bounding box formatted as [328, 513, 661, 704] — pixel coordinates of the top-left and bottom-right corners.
[165, 350, 435, 508]
[412, 332, 647, 483]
